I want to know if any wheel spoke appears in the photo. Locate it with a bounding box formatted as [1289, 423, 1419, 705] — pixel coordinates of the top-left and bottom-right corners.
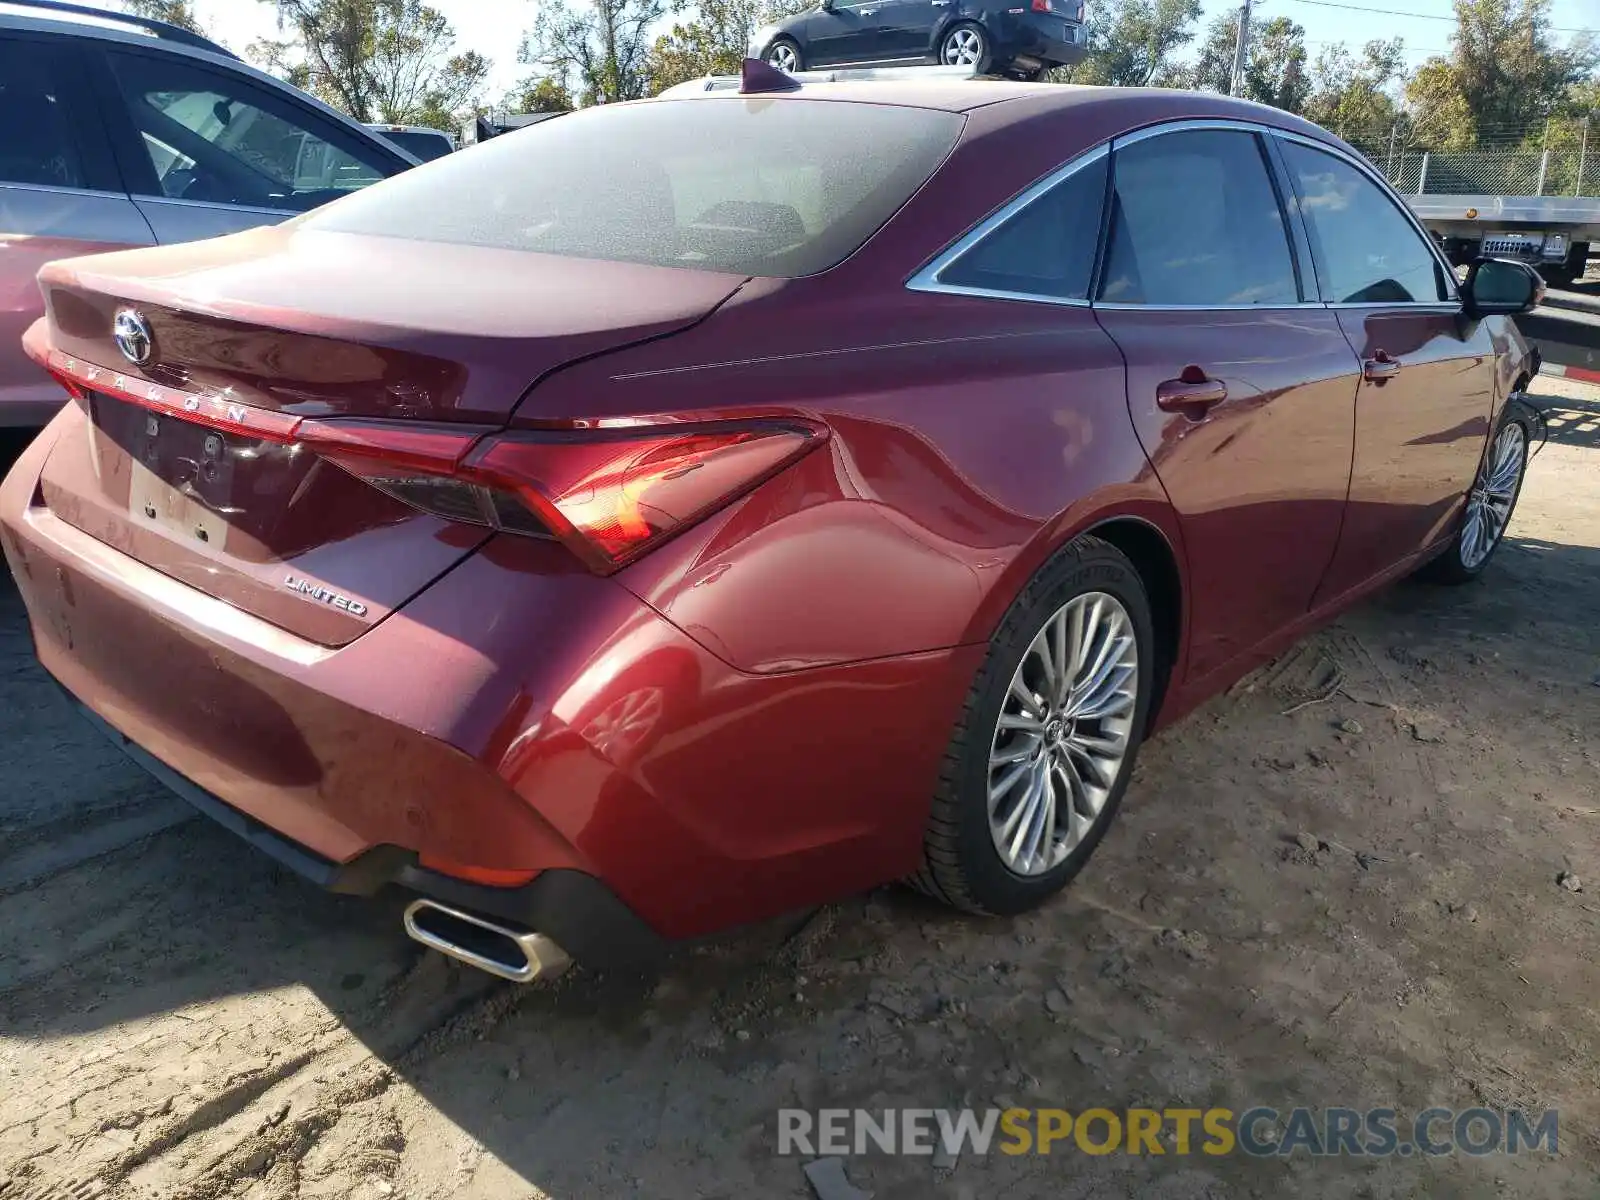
[1070, 612, 1120, 708]
[1075, 658, 1136, 721]
[1008, 674, 1045, 719]
[1029, 628, 1060, 712]
[1065, 738, 1114, 790]
[1050, 610, 1070, 707]
[991, 733, 1042, 765]
[1007, 762, 1046, 864]
[998, 711, 1044, 733]
[988, 758, 1032, 812]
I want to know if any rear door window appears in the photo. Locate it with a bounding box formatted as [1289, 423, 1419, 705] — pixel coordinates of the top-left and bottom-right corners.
[1278, 140, 1450, 304]
[0, 36, 89, 189]
[1099, 128, 1301, 306]
[936, 154, 1107, 301]
[104, 50, 398, 212]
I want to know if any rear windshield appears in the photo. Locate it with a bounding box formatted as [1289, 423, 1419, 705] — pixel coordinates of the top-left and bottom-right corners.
[303, 98, 964, 277]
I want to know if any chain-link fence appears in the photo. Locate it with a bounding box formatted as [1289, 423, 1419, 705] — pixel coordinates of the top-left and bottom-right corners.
[1339, 119, 1600, 198]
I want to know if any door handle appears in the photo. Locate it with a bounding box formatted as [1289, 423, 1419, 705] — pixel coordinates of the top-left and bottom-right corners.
[859, 7, 876, 12]
[932, 2, 951, 6]
[1363, 350, 1402, 382]
[1156, 366, 1227, 418]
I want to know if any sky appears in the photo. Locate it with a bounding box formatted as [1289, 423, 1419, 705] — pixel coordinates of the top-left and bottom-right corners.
[74, 0, 1600, 103]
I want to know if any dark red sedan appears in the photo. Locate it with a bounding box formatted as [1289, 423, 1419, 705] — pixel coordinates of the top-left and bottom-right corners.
[1, 69, 1542, 982]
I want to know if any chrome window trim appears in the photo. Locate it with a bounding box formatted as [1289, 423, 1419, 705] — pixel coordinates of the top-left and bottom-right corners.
[906, 115, 1466, 312]
[0, 180, 123, 200]
[1269, 128, 1463, 306]
[1110, 117, 1273, 149]
[905, 142, 1108, 306]
[1094, 301, 1327, 312]
[129, 194, 304, 216]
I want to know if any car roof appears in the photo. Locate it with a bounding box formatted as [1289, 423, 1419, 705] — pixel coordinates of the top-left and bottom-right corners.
[653, 80, 1339, 143]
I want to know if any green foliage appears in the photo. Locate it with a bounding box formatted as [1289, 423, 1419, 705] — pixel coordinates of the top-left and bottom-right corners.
[504, 76, 577, 113]
[121, 0, 206, 35]
[1303, 39, 1405, 138]
[251, 0, 487, 128]
[1169, 12, 1308, 112]
[1405, 0, 1598, 147]
[641, 0, 812, 93]
[521, 0, 668, 105]
[1061, 0, 1202, 88]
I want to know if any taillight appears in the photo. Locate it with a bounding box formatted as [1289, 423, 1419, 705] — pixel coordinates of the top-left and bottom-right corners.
[1031, 0, 1052, 10]
[307, 420, 825, 574]
[26, 342, 825, 575]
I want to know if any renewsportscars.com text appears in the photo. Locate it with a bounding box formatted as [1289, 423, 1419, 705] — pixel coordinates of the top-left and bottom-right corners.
[777, 1106, 1559, 1158]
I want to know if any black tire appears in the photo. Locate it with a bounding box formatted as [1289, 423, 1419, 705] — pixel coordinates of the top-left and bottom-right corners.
[938, 21, 992, 72]
[766, 37, 803, 72]
[1421, 398, 1534, 584]
[910, 535, 1155, 915]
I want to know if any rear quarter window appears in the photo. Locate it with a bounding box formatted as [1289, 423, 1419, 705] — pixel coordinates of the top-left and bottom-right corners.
[301, 98, 965, 277]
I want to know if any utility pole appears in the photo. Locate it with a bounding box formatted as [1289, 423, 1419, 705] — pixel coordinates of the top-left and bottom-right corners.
[1229, 0, 1254, 98]
[1577, 117, 1590, 198]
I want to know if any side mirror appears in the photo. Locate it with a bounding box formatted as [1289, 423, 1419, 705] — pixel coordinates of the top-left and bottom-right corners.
[819, 0, 834, 10]
[1462, 257, 1544, 318]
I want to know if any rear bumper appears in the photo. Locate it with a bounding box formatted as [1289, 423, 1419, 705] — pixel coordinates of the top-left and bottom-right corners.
[997, 14, 1088, 67]
[71, 694, 663, 967]
[2, 409, 980, 946]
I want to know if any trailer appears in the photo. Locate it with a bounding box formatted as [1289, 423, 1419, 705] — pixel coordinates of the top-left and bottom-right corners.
[1406, 194, 1600, 286]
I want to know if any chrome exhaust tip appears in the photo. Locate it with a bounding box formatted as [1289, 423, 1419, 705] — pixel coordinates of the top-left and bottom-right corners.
[402, 899, 572, 983]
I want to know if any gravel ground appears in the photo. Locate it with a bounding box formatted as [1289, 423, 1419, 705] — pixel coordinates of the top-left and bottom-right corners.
[1, 377, 1597, 1200]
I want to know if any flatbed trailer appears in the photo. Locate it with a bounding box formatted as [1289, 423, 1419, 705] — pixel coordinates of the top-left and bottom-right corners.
[1407, 194, 1600, 286]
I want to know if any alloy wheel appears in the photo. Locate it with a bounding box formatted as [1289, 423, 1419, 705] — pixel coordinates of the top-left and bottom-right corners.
[1460, 421, 1527, 570]
[942, 27, 984, 66]
[768, 43, 799, 71]
[987, 592, 1139, 877]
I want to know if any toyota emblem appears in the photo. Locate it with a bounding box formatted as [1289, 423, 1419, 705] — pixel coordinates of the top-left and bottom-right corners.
[113, 308, 154, 366]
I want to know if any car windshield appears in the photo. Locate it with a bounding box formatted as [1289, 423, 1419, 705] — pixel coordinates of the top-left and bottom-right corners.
[303, 98, 964, 277]
[379, 129, 453, 161]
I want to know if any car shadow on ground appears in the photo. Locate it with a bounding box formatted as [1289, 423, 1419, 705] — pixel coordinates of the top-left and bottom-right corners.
[1530, 388, 1600, 450]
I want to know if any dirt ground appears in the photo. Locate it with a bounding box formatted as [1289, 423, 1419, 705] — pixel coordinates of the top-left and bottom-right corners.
[1, 376, 1597, 1200]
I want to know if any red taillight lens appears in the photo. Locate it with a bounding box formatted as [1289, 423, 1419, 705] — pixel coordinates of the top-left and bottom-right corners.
[1032, 0, 1053, 12]
[306, 420, 824, 574]
[28, 344, 825, 574]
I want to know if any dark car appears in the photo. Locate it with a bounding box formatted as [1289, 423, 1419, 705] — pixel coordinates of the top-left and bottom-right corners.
[3, 75, 1541, 984]
[749, 0, 1087, 78]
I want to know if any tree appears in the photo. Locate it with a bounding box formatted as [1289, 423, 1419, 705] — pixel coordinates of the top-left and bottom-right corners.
[521, 0, 668, 105]
[1405, 0, 1598, 146]
[1303, 38, 1405, 139]
[1173, 11, 1309, 112]
[641, 0, 810, 94]
[254, 0, 488, 128]
[1062, 0, 1202, 88]
[1175, 10, 1236, 93]
[503, 75, 577, 113]
[1243, 17, 1310, 112]
[122, 0, 206, 35]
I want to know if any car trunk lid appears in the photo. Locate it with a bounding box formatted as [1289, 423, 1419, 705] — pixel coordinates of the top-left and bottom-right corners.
[30, 226, 748, 646]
